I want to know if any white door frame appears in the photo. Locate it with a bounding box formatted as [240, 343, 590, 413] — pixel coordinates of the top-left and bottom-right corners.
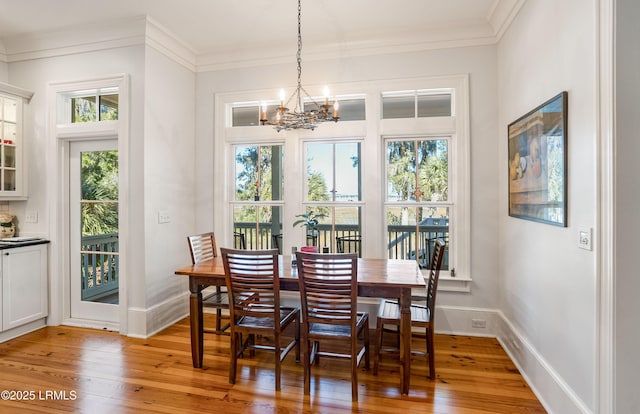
[47, 74, 130, 334]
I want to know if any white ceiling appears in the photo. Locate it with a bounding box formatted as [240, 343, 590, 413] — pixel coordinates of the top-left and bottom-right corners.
[0, 0, 524, 69]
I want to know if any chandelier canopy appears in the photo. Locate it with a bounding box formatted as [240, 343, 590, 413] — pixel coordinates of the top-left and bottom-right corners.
[260, 0, 339, 132]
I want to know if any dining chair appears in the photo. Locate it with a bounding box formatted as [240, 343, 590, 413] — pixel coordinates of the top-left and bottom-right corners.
[336, 234, 362, 257]
[220, 248, 300, 391]
[271, 233, 283, 254]
[373, 238, 445, 380]
[295, 251, 370, 402]
[233, 232, 247, 249]
[187, 232, 229, 335]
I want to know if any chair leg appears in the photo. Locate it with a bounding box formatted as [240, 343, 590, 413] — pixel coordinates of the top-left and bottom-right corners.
[364, 323, 370, 370]
[295, 316, 301, 363]
[373, 318, 383, 375]
[351, 350, 359, 402]
[215, 308, 222, 333]
[426, 326, 435, 380]
[274, 333, 282, 391]
[229, 332, 238, 384]
[303, 339, 311, 395]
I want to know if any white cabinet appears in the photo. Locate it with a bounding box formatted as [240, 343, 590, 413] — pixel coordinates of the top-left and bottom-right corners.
[1, 243, 48, 331]
[0, 82, 34, 200]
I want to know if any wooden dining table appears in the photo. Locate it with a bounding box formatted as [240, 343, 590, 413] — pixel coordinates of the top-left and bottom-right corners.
[175, 255, 424, 395]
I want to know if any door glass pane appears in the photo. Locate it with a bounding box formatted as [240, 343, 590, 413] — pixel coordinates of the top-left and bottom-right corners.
[3, 170, 15, 191]
[80, 150, 119, 303]
[4, 146, 15, 168]
[3, 98, 17, 123]
[3, 122, 16, 144]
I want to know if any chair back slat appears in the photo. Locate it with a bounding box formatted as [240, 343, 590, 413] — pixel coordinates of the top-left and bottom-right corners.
[187, 232, 217, 264]
[221, 249, 281, 325]
[425, 239, 445, 322]
[296, 253, 358, 328]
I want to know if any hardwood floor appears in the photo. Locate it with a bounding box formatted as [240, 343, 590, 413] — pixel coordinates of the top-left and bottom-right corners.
[0, 316, 546, 413]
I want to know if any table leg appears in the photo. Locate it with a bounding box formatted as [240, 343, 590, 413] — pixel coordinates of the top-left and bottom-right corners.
[399, 287, 411, 394]
[189, 279, 204, 368]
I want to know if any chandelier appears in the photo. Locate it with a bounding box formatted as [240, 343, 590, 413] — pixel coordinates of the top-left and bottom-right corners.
[260, 0, 339, 132]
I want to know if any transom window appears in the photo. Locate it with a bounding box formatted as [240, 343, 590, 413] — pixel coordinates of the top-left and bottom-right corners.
[231, 96, 366, 127]
[382, 89, 452, 119]
[57, 88, 119, 124]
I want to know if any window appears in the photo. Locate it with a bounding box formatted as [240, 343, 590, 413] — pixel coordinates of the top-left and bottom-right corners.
[231, 144, 284, 251]
[385, 138, 450, 269]
[216, 74, 469, 282]
[304, 142, 362, 254]
[57, 88, 119, 124]
[230, 96, 366, 127]
[382, 90, 452, 119]
[72, 93, 118, 122]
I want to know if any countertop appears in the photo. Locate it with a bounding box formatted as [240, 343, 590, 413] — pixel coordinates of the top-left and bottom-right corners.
[0, 238, 50, 250]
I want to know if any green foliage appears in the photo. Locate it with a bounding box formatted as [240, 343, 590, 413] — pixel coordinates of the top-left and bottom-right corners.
[292, 211, 327, 228]
[81, 151, 118, 236]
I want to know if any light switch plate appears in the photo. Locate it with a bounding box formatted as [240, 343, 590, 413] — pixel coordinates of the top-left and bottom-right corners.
[158, 210, 171, 224]
[578, 227, 592, 250]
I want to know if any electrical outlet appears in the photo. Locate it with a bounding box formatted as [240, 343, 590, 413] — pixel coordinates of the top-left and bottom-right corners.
[578, 227, 592, 250]
[471, 319, 486, 328]
[24, 210, 38, 223]
[158, 210, 171, 224]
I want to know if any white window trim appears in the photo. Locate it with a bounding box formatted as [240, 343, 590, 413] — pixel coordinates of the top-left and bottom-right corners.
[214, 75, 470, 291]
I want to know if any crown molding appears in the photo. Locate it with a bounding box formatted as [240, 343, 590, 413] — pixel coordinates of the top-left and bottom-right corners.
[2, 15, 196, 72]
[196, 24, 497, 73]
[0, 0, 523, 74]
[488, 0, 526, 41]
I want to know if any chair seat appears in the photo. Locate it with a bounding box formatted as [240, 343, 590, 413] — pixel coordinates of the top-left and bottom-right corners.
[378, 300, 430, 324]
[309, 312, 368, 338]
[237, 307, 299, 330]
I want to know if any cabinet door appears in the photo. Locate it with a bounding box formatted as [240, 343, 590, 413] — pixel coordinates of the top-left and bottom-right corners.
[2, 245, 48, 330]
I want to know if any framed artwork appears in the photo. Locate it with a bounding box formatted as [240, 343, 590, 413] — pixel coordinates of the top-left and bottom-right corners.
[508, 91, 567, 226]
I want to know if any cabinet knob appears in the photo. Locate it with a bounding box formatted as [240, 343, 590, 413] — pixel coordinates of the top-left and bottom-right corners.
[4, 252, 9, 256]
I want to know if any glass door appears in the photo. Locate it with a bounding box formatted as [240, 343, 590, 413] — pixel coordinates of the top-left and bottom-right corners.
[69, 140, 119, 324]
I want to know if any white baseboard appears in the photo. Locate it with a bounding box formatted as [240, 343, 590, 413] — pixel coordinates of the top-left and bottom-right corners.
[0, 318, 47, 343]
[127, 291, 189, 338]
[494, 311, 591, 414]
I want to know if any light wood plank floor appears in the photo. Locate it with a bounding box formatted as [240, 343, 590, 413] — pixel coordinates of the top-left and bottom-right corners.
[0, 316, 546, 413]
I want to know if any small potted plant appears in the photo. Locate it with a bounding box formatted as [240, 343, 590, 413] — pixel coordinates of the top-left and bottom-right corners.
[293, 211, 326, 247]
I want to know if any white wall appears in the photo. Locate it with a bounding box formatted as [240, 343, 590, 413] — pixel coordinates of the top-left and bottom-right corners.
[139, 45, 196, 334]
[497, 0, 596, 412]
[615, 0, 640, 412]
[0, 61, 7, 82]
[7, 42, 196, 337]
